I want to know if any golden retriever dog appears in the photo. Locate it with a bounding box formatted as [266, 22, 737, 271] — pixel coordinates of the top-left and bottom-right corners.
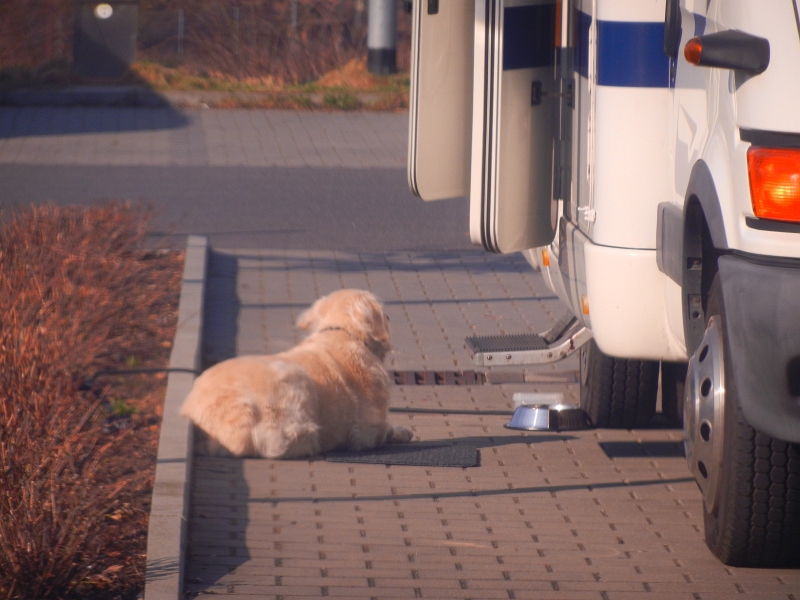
[180, 289, 413, 458]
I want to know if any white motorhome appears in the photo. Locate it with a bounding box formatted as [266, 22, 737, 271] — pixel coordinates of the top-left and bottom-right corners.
[408, 0, 800, 566]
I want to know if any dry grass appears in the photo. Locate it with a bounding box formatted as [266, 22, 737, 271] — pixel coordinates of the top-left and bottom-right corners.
[130, 56, 408, 93]
[0, 203, 183, 599]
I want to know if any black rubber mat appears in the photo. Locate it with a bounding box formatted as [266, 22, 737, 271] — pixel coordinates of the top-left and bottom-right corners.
[325, 443, 480, 468]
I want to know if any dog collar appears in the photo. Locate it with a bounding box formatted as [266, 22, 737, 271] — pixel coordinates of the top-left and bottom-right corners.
[319, 326, 362, 342]
[319, 326, 383, 357]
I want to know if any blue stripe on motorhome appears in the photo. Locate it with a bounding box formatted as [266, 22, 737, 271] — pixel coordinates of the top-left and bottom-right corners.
[575, 10, 591, 79]
[596, 20, 670, 87]
[503, 4, 556, 70]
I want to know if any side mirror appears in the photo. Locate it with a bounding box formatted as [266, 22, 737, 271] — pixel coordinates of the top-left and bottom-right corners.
[684, 30, 770, 74]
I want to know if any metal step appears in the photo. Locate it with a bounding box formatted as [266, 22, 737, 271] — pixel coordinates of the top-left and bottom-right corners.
[466, 333, 548, 354]
[465, 313, 592, 366]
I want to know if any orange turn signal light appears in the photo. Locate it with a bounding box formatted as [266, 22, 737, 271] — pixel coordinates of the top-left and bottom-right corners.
[541, 248, 551, 267]
[684, 38, 702, 65]
[580, 295, 590, 315]
[748, 147, 800, 222]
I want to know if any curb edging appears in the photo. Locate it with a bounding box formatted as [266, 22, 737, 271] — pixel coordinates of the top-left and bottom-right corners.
[143, 234, 208, 600]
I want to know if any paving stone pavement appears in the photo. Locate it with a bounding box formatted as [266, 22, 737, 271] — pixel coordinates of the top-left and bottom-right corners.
[187, 248, 800, 600]
[4, 104, 798, 598]
[0, 108, 407, 168]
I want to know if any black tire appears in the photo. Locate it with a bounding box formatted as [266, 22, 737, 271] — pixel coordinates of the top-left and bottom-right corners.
[661, 361, 688, 428]
[700, 275, 800, 567]
[580, 339, 659, 429]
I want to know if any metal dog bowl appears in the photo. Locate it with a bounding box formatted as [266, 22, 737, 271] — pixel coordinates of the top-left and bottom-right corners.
[505, 403, 590, 431]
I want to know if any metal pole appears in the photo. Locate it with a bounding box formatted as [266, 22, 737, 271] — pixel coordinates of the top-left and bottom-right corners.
[367, 0, 397, 75]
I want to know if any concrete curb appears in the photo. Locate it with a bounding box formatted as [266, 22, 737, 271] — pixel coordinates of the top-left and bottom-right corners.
[144, 235, 208, 600]
[161, 89, 392, 109]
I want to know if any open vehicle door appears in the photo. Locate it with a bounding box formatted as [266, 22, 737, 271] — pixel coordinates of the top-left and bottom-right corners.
[470, 0, 559, 253]
[407, 0, 475, 201]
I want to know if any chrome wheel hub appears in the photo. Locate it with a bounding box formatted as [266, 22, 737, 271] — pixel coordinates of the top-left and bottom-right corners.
[684, 316, 726, 513]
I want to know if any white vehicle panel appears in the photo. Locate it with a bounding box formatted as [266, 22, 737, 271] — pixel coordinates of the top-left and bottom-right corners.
[583, 241, 686, 361]
[591, 86, 670, 249]
[407, 0, 475, 201]
[469, 0, 558, 254]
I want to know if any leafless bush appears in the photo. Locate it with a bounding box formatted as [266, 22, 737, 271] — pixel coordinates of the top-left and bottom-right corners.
[0, 203, 171, 599]
[0, 0, 74, 69]
[0, 0, 411, 85]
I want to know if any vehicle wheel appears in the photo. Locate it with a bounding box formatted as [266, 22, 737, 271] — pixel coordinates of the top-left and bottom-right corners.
[685, 274, 800, 567]
[580, 339, 659, 428]
[661, 361, 688, 428]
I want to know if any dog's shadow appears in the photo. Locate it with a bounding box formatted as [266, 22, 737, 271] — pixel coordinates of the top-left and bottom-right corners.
[185, 442, 251, 595]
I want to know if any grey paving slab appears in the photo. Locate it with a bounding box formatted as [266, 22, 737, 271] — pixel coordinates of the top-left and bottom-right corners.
[186, 246, 800, 600]
[0, 107, 408, 168]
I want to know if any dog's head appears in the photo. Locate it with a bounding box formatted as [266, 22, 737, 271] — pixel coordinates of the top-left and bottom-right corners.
[297, 289, 391, 360]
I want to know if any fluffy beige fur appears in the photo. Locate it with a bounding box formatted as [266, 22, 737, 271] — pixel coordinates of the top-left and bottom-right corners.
[180, 289, 413, 458]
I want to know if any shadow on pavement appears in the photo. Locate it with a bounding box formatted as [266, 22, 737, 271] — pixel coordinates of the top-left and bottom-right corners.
[201, 251, 241, 370]
[185, 255, 248, 596]
[0, 101, 190, 138]
[249, 475, 696, 505]
[228, 250, 538, 275]
[185, 454, 250, 597]
[599, 440, 686, 459]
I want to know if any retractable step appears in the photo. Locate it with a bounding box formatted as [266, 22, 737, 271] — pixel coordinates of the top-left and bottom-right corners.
[465, 312, 592, 366]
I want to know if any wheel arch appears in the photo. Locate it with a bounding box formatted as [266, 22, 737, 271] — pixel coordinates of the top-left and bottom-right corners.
[657, 160, 728, 356]
[686, 162, 731, 356]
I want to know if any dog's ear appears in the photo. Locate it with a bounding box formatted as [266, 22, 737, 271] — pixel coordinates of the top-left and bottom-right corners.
[297, 295, 325, 330]
[296, 308, 314, 330]
[349, 292, 390, 343]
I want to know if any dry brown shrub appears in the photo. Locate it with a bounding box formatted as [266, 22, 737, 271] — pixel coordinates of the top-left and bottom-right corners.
[0, 0, 410, 86]
[0, 203, 178, 599]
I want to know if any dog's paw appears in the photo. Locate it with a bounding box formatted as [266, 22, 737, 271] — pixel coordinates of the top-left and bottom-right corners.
[390, 425, 414, 443]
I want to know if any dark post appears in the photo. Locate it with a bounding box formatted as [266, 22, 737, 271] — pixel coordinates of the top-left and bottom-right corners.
[367, 0, 397, 75]
[73, 0, 138, 78]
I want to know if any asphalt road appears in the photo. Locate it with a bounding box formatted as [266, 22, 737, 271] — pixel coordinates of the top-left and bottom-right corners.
[0, 108, 472, 251]
[0, 164, 470, 251]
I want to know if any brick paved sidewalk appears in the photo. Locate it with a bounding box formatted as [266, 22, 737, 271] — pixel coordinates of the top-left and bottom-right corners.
[185, 248, 800, 600]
